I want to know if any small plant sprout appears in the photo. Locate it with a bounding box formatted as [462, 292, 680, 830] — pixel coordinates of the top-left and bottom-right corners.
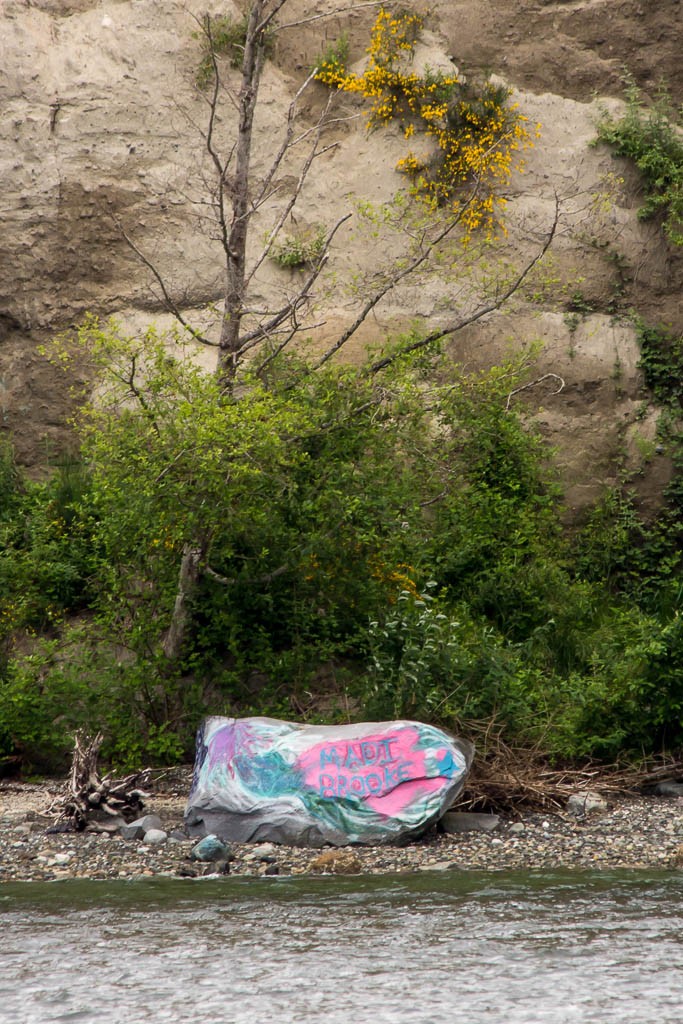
[271, 227, 327, 269]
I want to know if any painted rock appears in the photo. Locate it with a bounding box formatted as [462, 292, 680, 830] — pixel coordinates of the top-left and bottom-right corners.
[189, 834, 232, 862]
[184, 716, 473, 847]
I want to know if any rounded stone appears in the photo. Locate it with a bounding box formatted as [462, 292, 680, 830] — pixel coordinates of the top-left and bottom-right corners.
[567, 792, 608, 817]
[190, 834, 231, 862]
[142, 829, 168, 846]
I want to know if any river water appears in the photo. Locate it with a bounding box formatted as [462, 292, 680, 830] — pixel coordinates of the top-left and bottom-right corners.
[1, 870, 681, 1023]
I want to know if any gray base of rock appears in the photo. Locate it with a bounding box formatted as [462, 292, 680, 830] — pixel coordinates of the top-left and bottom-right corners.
[185, 806, 385, 848]
[648, 781, 683, 798]
[440, 811, 500, 834]
[142, 828, 168, 845]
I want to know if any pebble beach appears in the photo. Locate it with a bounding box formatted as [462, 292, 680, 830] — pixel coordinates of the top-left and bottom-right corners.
[1, 771, 682, 883]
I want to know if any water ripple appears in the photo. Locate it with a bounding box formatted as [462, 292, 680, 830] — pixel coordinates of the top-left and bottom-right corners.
[1, 870, 681, 1024]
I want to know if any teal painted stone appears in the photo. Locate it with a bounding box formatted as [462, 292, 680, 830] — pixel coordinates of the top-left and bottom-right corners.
[185, 716, 473, 847]
[189, 834, 231, 862]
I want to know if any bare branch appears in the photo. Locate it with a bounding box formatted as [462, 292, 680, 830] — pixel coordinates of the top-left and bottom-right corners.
[251, 70, 321, 209]
[216, 0, 273, 379]
[204, 21, 238, 263]
[163, 544, 205, 662]
[367, 193, 561, 374]
[246, 101, 339, 286]
[239, 214, 351, 361]
[256, 0, 291, 34]
[277, 1, 392, 32]
[204, 561, 291, 587]
[117, 224, 217, 348]
[311, 192, 479, 371]
[505, 373, 565, 412]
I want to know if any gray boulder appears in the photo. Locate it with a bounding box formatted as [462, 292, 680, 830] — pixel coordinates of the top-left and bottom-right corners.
[142, 829, 168, 845]
[650, 781, 683, 798]
[440, 811, 500, 833]
[185, 716, 473, 846]
[566, 791, 608, 817]
[120, 814, 163, 841]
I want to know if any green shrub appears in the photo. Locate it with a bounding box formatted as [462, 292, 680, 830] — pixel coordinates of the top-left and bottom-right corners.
[315, 8, 535, 235]
[359, 586, 515, 726]
[271, 227, 326, 268]
[596, 82, 683, 245]
[636, 318, 683, 408]
[549, 606, 683, 758]
[6, 315, 683, 770]
[0, 439, 22, 520]
[0, 456, 97, 631]
[0, 632, 202, 771]
[312, 33, 350, 77]
[0, 641, 92, 771]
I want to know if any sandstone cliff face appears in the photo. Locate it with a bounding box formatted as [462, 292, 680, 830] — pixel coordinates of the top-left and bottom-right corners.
[1, 0, 681, 511]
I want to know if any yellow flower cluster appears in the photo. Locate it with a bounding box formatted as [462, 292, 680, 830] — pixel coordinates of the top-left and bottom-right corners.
[367, 8, 422, 64]
[0, 602, 17, 627]
[316, 10, 438, 126]
[369, 557, 420, 601]
[316, 7, 538, 236]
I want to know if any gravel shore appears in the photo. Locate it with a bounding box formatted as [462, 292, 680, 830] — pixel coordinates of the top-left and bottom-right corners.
[1, 771, 682, 883]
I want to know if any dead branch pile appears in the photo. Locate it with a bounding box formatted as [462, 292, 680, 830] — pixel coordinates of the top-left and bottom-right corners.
[456, 727, 683, 815]
[50, 731, 151, 831]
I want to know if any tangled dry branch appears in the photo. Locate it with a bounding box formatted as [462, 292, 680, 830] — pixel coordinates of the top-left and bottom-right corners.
[457, 724, 683, 814]
[49, 731, 151, 831]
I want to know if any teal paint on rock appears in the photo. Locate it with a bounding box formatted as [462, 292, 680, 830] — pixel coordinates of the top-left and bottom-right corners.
[189, 834, 232, 862]
[184, 717, 473, 846]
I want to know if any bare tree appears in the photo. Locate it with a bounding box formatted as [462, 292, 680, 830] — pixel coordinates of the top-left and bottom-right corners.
[122, 2, 556, 380]
[115, 0, 560, 662]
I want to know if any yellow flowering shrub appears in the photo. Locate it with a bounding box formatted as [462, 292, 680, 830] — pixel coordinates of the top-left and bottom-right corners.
[316, 8, 538, 235]
[369, 556, 421, 602]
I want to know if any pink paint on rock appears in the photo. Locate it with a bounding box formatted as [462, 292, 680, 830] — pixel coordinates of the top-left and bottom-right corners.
[296, 726, 446, 817]
[365, 776, 445, 816]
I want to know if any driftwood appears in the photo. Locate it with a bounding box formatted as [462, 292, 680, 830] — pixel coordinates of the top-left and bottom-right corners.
[455, 723, 683, 814]
[50, 731, 151, 831]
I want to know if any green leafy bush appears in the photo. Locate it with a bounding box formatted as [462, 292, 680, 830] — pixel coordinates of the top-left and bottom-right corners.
[549, 606, 683, 758]
[636, 319, 683, 408]
[4, 316, 683, 770]
[360, 585, 525, 727]
[312, 33, 350, 77]
[271, 227, 326, 269]
[0, 636, 193, 771]
[0, 456, 97, 632]
[315, 8, 536, 235]
[596, 82, 683, 245]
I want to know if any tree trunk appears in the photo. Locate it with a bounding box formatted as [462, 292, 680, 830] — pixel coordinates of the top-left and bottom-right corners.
[217, 0, 269, 383]
[162, 543, 204, 663]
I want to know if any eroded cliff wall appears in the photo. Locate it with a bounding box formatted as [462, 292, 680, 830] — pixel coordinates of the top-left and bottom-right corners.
[1, 0, 681, 511]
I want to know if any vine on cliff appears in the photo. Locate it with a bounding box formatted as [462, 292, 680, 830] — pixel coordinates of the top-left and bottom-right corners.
[596, 81, 683, 246]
